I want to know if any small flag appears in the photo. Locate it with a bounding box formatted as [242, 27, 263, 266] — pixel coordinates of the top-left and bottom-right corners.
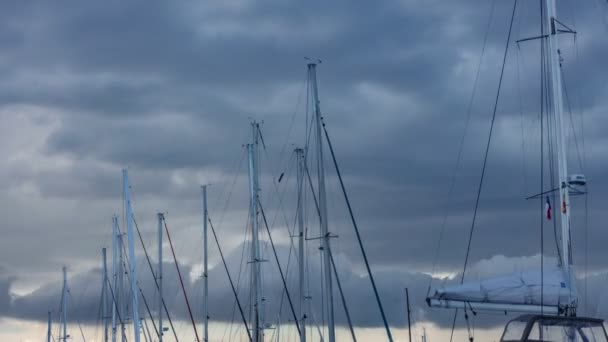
[546, 196, 552, 220]
[562, 195, 567, 213]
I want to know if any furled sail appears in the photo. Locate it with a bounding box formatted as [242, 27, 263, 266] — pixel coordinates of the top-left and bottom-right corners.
[427, 267, 576, 315]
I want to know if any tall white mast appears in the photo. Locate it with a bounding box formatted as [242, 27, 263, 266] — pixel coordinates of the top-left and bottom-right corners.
[122, 169, 141, 342]
[247, 121, 264, 342]
[296, 148, 307, 342]
[309, 62, 335, 342]
[201, 185, 209, 342]
[61, 266, 68, 341]
[157, 213, 164, 342]
[545, 0, 575, 310]
[112, 215, 118, 342]
[103, 247, 109, 342]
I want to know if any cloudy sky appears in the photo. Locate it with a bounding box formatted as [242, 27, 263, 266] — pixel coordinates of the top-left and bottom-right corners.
[1, 0, 608, 341]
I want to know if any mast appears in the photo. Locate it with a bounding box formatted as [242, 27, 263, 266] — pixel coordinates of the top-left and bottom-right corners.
[47, 311, 52, 342]
[545, 0, 574, 310]
[309, 62, 335, 342]
[296, 148, 307, 342]
[406, 288, 412, 342]
[118, 231, 126, 342]
[202, 185, 209, 342]
[122, 169, 141, 342]
[157, 213, 163, 342]
[103, 248, 109, 342]
[247, 121, 264, 342]
[112, 216, 118, 342]
[61, 266, 68, 341]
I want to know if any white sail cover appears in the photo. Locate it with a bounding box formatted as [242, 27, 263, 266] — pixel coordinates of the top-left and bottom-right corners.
[427, 268, 576, 314]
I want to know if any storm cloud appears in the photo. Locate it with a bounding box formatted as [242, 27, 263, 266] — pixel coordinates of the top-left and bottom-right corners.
[1, 0, 608, 339]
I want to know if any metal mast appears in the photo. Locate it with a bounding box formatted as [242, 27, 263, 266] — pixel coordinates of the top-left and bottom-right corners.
[123, 169, 141, 342]
[157, 213, 164, 342]
[118, 231, 126, 342]
[247, 121, 263, 342]
[406, 288, 412, 342]
[47, 311, 52, 342]
[296, 148, 307, 342]
[545, 0, 574, 310]
[61, 266, 68, 342]
[309, 62, 335, 342]
[103, 248, 109, 342]
[202, 185, 209, 342]
[112, 215, 118, 342]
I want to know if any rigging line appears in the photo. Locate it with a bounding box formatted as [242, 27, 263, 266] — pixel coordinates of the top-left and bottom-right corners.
[428, 0, 498, 297]
[303, 161, 353, 342]
[163, 218, 201, 342]
[451, 1, 519, 339]
[321, 120, 393, 342]
[460, 0, 519, 285]
[302, 156, 357, 341]
[258, 200, 301, 336]
[106, 276, 128, 341]
[66, 291, 88, 342]
[131, 217, 178, 341]
[327, 244, 357, 342]
[228, 209, 252, 342]
[208, 216, 253, 342]
[138, 286, 160, 339]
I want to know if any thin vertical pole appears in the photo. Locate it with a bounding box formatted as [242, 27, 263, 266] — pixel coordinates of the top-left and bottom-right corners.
[202, 185, 209, 342]
[118, 233, 126, 342]
[62, 266, 68, 341]
[122, 169, 141, 342]
[103, 248, 109, 342]
[247, 122, 263, 342]
[157, 213, 164, 342]
[309, 62, 335, 342]
[112, 216, 118, 342]
[296, 148, 306, 342]
[406, 288, 412, 342]
[47, 311, 52, 342]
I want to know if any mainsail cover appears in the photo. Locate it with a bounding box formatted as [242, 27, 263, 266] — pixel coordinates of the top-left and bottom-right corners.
[427, 267, 576, 314]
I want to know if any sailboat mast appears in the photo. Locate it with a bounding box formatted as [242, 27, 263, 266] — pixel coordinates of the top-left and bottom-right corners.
[296, 148, 307, 342]
[103, 247, 109, 342]
[47, 311, 52, 342]
[309, 62, 335, 342]
[118, 231, 126, 342]
[61, 266, 68, 341]
[202, 185, 209, 342]
[247, 122, 263, 342]
[122, 169, 141, 342]
[112, 215, 118, 342]
[545, 0, 574, 306]
[157, 213, 163, 342]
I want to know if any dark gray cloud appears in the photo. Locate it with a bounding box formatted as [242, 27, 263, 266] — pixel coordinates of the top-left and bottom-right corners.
[0, 0, 608, 336]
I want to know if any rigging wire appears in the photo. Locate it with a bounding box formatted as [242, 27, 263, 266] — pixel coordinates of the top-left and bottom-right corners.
[208, 216, 253, 342]
[131, 216, 179, 341]
[163, 217, 201, 342]
[450, 0, 519, 340]
[258, 201, 301, 337]
[321, 119, 393, 341]
[303, 161, 357, 342]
